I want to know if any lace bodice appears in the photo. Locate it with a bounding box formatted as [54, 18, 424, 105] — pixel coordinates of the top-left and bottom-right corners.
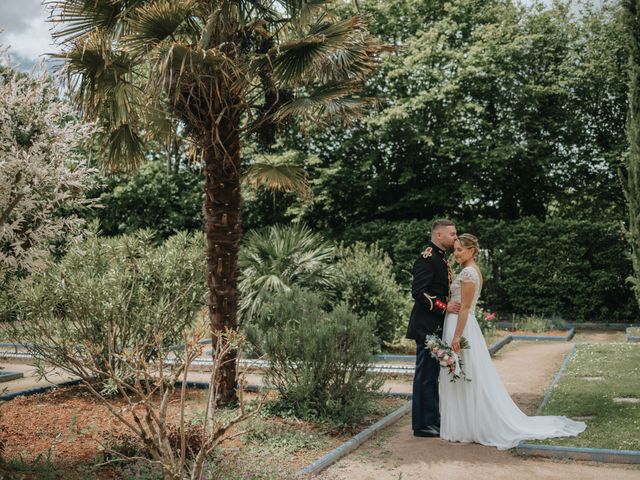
[450, 266, 482, 311]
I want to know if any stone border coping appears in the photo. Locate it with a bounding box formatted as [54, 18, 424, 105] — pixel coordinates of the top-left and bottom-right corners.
[497, 322, 640, 331]
[626, 327, 640, 343]
[516, 343, 640, 464]
[516, 444, 640, 464]
[488, 336, 513, 354]
[297, 401, 412, 478]
[0, 377, 272, 402]
[0, 378, 84, 401]
[493, 325, 575, 340]
[566, 322, 640, 330]
[535, 344, 577, 414]
[0, 371, 24, 382]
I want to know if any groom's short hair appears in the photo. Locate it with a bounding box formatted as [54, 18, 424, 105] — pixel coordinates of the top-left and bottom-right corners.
[431, 219, 455, 233]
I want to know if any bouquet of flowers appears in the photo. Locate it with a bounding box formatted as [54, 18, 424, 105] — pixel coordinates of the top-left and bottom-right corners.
[425, 335, 471, 382]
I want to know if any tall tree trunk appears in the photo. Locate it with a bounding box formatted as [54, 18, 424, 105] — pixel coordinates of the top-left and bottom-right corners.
[202, 116, 242, 406]
[624, 0, 640, 308]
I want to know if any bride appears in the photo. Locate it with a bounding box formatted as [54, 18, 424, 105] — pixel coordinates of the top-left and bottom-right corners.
[439, 233, 586, 449]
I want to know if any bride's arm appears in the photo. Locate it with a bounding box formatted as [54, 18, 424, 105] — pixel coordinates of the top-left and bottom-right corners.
[451, 280, 476, 353]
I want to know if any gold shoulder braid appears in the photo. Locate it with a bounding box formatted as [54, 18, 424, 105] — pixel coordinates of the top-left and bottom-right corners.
[421, 247, 433, 259]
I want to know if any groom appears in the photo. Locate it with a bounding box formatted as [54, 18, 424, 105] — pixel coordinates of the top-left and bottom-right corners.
[406, 219, 459, 437]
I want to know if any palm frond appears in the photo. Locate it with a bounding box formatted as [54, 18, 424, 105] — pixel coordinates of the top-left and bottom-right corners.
[243, 157, 311, 199]
[274, 0, 332, 25]
[239, 223, 335, 324]
[313, 34, 391, 84]
[102, 123, 146, 171]
[48, 0, 141, 42]
[123, 0, 200, 58]
[275, 83, 377, 122]
[272, 15, 369, 84]
[52, 29, 148, 170]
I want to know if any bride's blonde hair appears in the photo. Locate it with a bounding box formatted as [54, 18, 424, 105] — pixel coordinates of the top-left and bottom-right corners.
[457, 233, 480, 258]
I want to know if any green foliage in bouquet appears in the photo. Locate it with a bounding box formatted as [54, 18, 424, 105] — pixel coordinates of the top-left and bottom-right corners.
[250, 288, 383, 425]
[333, 242, 409, 347]
[10, 227, 207, 390]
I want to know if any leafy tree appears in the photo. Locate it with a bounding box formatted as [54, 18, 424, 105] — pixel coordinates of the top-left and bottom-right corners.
[49, 0, 387, 404]
[623, 0, 640, 307]
[258, 0, 628, 231]
[88, 159, 204, 238]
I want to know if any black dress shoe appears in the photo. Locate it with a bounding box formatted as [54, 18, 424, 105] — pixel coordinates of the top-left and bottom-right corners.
[413, 425, 440, 437]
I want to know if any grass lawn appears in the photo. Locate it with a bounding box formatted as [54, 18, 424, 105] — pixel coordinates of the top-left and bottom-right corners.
[531, 343, 640, 451]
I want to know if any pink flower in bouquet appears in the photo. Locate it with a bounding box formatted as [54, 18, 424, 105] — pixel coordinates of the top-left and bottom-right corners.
[446, 357, 455, 366]
[437, 349, 445, 357]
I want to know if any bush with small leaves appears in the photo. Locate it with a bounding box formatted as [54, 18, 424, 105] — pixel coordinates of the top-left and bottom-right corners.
[333, 242, 409, 347]
[11, 227, 207, 389]
[251, 288, 383, 425]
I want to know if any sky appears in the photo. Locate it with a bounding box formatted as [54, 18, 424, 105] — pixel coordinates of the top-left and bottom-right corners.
[0, 0, 54, 71]
[0, 0, 607, 72]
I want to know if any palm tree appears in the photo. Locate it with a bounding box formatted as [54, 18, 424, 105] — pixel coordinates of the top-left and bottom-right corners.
[239, 223, 335, 324]
[623, 0, 640, 308]
[48, 0, 386, 404]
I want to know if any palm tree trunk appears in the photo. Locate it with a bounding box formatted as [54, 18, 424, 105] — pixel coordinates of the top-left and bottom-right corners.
[202, 119, 242, 406]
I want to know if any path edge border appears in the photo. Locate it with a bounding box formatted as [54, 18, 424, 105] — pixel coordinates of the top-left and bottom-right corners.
[296, 400, 412, 478]
[626, 327, 640, 343]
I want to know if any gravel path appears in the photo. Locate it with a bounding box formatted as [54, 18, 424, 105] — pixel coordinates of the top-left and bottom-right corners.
[318, 339, 640, 480]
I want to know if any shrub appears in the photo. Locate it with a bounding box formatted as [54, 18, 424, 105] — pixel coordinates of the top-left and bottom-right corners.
[11, 228, 207, 388]
[0, 65, 95, 281]
[340, 217, 639, 322]
[332, 242, 409, 347]
[475, 306, 497, 337]
[11, 231, 260, 479]
[251, 288, 383, 425]
[238, 223, 335, 325]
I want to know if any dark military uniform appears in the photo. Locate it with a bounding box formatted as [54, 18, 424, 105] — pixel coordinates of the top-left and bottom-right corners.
[406, 241, 452, 432]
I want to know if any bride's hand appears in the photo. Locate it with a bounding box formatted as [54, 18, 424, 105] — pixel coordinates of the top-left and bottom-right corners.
[452, 336, 461, 353]
[447, 301, 461, 313]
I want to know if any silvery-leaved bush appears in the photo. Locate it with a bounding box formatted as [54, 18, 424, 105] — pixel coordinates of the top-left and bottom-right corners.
[0, 59, 96, 280]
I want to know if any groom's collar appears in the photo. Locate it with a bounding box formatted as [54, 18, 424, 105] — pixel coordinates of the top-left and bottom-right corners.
[428, 240, 446, 256]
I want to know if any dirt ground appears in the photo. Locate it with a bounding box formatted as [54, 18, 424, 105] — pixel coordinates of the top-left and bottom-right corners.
[318, 337, 640, 480]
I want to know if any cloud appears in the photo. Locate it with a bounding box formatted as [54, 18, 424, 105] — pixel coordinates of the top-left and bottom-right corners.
[0, 0, 43, 35]
[0, 0, 54, 65]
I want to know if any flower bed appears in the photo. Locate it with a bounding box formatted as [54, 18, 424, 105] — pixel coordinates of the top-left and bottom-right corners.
[0, 385, 404, 479]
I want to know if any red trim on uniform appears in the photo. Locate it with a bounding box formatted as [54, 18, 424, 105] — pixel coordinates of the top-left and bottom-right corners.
[434, 299, 447, 311]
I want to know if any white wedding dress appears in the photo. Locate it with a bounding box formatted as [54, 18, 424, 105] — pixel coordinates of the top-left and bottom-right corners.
[440, 266, 586, 450]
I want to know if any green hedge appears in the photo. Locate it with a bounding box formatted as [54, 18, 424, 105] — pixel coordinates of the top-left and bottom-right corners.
[340, 217, 638, 323]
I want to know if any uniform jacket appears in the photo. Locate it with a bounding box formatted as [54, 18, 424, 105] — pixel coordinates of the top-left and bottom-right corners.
[406, 241, 452, 342]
